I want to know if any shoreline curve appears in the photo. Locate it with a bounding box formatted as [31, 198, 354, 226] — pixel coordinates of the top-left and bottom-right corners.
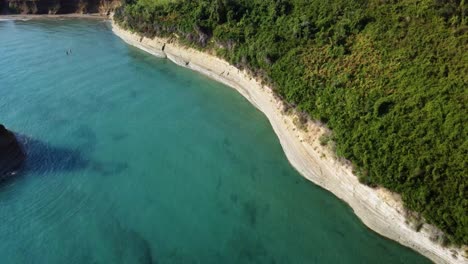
[0, 14, 107, 21]
[109, 19, 465, 264]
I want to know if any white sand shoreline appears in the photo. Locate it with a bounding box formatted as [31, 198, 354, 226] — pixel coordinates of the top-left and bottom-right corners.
[110, 20, 465, 264]
[0, 14, 107, 21]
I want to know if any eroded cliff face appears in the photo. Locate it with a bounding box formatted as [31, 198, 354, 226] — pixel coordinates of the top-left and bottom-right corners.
[3, 0, 120, 15]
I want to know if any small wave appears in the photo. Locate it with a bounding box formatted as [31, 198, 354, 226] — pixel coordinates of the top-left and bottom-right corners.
[0, 18, 31, 21]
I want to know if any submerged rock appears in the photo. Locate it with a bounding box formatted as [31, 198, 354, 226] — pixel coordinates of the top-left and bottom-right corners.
[0, 124, 25, 180]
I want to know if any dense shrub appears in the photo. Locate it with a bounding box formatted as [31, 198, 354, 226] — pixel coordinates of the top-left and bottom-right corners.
[115, 0, 468, 245]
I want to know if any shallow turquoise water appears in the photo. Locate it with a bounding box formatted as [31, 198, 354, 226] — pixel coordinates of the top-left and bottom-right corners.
[0, 19, 431, 263]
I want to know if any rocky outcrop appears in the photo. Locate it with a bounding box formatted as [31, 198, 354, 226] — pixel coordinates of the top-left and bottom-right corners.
[0, 125, 25, 180]
[4, 0, 120, 15]
[0, 0, 6, 14]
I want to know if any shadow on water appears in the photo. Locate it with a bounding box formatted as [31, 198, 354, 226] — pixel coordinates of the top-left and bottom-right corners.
[0, 134, 86, 187]
[0, 133, 129, 187]
[15, 134, 89, 175]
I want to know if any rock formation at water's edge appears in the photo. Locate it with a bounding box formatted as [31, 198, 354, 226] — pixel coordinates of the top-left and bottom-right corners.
[0, 124, 25, 180]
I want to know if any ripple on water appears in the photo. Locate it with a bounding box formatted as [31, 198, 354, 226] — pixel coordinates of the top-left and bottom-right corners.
[0, 137, 93, 237]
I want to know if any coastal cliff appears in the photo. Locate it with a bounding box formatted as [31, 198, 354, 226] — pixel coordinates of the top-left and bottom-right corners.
[113, 0, 467, 253]
[1, 0, 119, 15]
[0, 125, 24, 180]
[111, 20, 467, 264]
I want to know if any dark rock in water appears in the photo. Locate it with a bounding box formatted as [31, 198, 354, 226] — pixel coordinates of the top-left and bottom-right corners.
[0, 124, 25, 180]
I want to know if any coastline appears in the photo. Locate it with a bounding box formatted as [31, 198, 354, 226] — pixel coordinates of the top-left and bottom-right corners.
[110, 21, 466, 264]
[0, 14, 107, 21]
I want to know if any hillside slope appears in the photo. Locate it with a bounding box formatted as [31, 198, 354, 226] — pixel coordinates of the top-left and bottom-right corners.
[114, 0, 467, 246]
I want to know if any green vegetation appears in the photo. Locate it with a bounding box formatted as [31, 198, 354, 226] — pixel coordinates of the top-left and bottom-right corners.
[115, 0, 468, 245]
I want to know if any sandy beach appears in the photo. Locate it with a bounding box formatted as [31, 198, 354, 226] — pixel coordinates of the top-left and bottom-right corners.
[110, 21, 466, 264]
[0, 14, 106, 21]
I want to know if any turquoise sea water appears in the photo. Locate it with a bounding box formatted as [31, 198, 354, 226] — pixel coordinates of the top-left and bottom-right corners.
[0, 19, 431, 263]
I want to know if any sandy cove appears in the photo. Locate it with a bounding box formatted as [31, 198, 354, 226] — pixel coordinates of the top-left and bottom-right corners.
[110, 21, 466, 264]
[0, 14, 107, 20]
